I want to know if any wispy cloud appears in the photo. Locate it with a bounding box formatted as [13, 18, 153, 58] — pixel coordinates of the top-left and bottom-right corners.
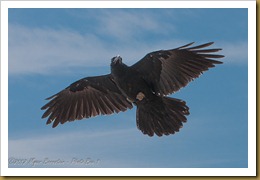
[10, 127, 181, 168]
[9, 117, 247, 168]
[9, 24, 111, 75]
[93, 9, 177, 40]
[8, 9, 247, 75]
[8, 24, 182, 75]
[8, 128, 138, 167]
[220, 41, 248, 64]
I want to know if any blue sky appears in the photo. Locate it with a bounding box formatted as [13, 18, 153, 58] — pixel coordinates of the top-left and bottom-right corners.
[8, 8, 248, 168]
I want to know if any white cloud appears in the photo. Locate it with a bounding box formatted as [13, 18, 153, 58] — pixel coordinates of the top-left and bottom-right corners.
[8, 21, 247, 75]
[8, 24, 111, 75]
[8, 23, 182, 75]
[219, 41, 248, 64]
[8, 128, 141, 168]
[94, 9, 176, 40]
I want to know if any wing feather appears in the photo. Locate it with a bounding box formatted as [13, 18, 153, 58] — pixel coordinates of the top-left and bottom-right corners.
[185, 42, 214, 50]
[131, 42, 224, 95]
[41, 74, 133, 127]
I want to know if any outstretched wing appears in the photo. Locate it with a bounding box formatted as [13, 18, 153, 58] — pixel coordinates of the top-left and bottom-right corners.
[41, 74, 133, 128]
[131, 42, 224, 96]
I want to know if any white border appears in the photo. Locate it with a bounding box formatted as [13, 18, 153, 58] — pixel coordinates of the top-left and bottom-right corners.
[247, 0, 256, 175]
[0, 0, 256, 8]
[0, 0, 256, 176]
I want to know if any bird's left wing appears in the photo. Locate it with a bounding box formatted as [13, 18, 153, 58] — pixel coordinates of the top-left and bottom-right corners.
[41, 74, 133, 128]
[131, 42, 224, 96]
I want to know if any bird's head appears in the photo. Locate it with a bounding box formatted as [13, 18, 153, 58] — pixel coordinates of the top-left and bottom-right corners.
[111, 55, 122, 66]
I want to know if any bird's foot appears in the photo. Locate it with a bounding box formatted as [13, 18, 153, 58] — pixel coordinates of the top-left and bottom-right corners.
[136, 92, 145, 101]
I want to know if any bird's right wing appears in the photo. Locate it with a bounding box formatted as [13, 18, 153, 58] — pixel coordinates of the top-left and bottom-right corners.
[41, 74, 133, 128]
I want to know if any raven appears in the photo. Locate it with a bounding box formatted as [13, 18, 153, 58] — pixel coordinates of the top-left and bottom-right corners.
[41, 42, 224, 137]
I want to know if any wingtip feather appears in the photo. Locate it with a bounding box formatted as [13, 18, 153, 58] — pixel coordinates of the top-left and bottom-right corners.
[177, 42, 195, 49]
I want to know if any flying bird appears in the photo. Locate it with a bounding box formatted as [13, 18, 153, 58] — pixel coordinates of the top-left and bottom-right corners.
[41, 42, 224, 137]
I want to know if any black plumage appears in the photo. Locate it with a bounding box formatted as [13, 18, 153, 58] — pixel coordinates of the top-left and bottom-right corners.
[41, 42, 224, 136]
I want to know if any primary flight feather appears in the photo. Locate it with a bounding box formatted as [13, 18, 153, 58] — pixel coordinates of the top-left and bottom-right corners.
[41, 42, 224, 136]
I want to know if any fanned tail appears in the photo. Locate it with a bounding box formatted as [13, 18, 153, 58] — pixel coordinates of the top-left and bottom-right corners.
[136, 96, 189, 137]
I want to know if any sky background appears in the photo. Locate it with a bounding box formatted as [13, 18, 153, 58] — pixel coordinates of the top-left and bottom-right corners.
[8, 8, 248, 168]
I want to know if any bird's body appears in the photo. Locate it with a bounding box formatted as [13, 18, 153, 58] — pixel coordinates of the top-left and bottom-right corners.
[111, 59, 153, 103]
[41, 42, 224, 136]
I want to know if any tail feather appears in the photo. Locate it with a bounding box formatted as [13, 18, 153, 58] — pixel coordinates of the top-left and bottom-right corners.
[136, 96, 189, 137]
